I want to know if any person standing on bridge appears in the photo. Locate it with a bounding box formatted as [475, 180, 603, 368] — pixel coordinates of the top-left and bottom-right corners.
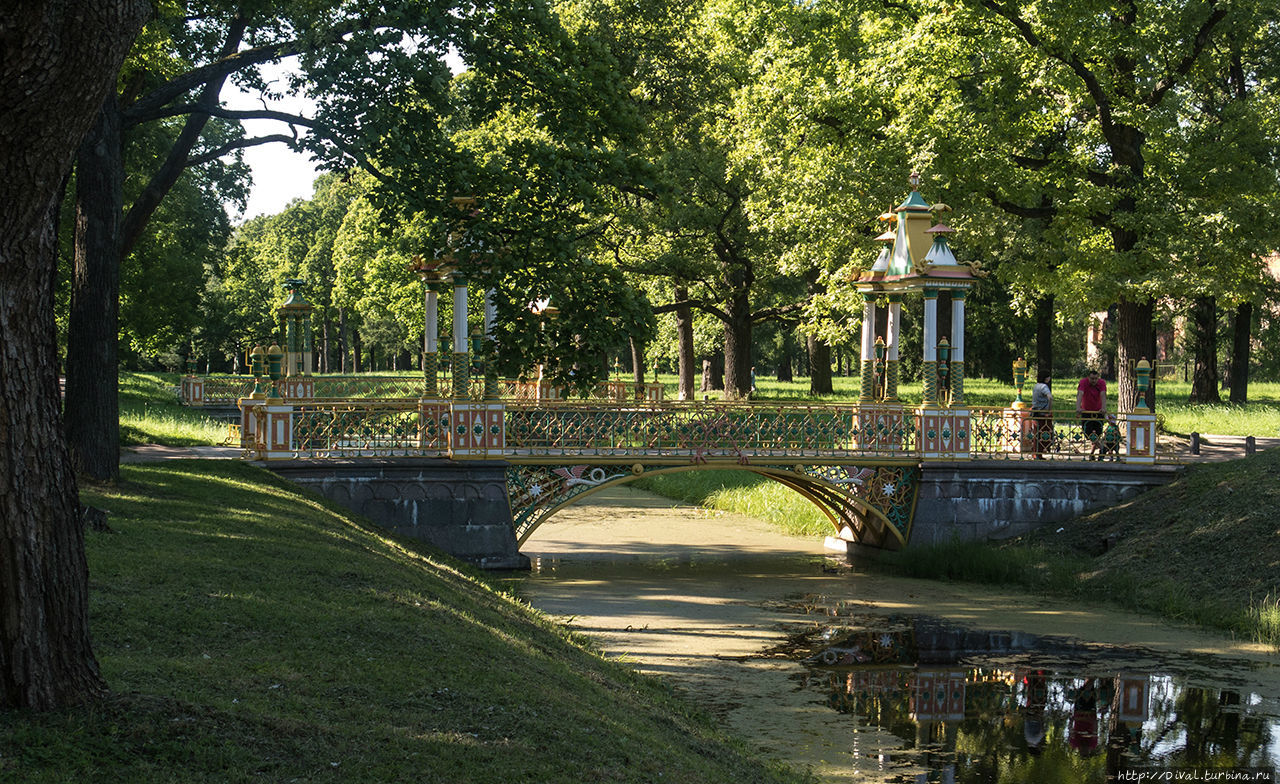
[1031, 372, 1053, 458]
[1077, 368, 1107, 460]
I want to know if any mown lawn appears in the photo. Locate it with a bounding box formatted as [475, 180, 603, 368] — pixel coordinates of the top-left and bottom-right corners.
[1, 461, 810, 784]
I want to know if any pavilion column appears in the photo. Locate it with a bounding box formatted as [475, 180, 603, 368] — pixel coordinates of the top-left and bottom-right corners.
[921, 288, 938, 405]
[302, 313, 313, 375]
[285, 314, 299, 375]
[482, 288, 499, 400]
[424, 283, 440, 397]
[858, 293, 877, 401]
[452, 274, 469, 400]
[950, 290, 966, 405]
[885, 295, 902, 402]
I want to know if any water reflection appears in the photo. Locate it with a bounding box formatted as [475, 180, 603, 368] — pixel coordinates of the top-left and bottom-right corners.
[785, 609, 1278, 782]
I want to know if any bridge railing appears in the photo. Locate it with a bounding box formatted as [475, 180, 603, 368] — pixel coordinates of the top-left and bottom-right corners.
[240, 399, 1159, 464]
[968, 407, 1150, 462]
[502, 401, 917, 459]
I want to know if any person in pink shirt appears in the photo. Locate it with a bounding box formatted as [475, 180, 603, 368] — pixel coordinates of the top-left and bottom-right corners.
[1077, 368, 1107, 459]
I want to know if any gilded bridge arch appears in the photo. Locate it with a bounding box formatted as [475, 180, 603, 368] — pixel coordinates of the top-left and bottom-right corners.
[505, 461, 922, 550]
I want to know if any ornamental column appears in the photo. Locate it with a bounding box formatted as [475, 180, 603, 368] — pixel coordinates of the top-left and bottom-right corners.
[949, 290, 966, 405]
[921, 288, 939, 406]
[885, 294, 902, 402]
[424, 280, 441, 397]
[859, 294, 877, 401]
[452, 271, 469, 400]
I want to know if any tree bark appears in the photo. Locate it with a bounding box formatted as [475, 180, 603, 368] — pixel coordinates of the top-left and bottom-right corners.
[777, 330, 793, 382]
[65, 96, 124, 482]
[1116, 297, 1155, 412]
[65, 16, 247, 482]
[1229, 301, 1252, 405]
[1035, 294, 1054, 380]
[808, 333, 833, 395]
[674, 289, 695, 401]
[338, 307, 349, 373]
[351, 326, 363, 373]
[1, 0, 149, 711]
[722, 289, 752, 400]
[629, 337, 645, 383]
[1188, 295, 1221, 404]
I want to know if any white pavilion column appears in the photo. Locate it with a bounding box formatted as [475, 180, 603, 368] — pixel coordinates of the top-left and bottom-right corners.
[922, 288, 939, 405]
[483, 288, 496, 338]
[452, 275, 469, 399]
[885, 295, 902, 401]
[423, 284, 440, 397]
[858, 293, 877, 401]
[950, 289, 966, 405]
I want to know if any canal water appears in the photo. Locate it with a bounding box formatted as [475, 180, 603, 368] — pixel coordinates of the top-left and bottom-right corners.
[510, 486, 1280, 783]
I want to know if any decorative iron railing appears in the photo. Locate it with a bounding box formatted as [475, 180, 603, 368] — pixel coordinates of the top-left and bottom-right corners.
[241, 399, 1160, 464]
[503, 401, 916, 459]
[968, 407, 1130, 461]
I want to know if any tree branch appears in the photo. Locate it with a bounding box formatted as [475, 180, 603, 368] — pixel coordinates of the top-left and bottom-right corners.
[122, 40, 305, 127]
[128, 104, 319, 128]
[1146, 1, 1228, 106]
[751, 299, 809, 323]
[976, 0, 1117, 133]
[121, 15, 248, 255]
[186, 134, 300, 168]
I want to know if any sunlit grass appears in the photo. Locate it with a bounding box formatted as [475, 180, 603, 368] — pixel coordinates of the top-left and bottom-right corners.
[119, 371, 230, 446]
[633, 470, 833, 537]
[1249, 594, 1280, 648]
[0, 461, 807, 783]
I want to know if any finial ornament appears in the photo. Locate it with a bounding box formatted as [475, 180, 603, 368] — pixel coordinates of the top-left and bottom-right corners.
[909, 171, 921, 189]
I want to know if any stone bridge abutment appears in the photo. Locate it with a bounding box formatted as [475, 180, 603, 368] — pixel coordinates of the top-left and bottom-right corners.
[266, 458, 1178, 569]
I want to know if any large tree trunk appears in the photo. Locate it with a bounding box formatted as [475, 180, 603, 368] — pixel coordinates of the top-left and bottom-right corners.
[1, 0, 149, 711]
[808, 333, 833, 395]
[65, 96, 123, 482]
[1116, 297, 1155, 412]
[629, 337, 645, 383]
[338, 307, 350, 373]
[777, 330, 793, 382]
[65, 17, 246, 482]
[722, 290, 752, 400]
[1188, 295, 1221, 404]
[1035, 293, 1054, 380]
[1229, 301, 1252, 405]
[674, 290, 695, 401]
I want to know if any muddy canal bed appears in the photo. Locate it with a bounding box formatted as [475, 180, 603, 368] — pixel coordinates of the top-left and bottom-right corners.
[510, 486, 1280, 783]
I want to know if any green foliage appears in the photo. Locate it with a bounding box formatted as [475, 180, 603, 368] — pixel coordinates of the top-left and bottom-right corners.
[0, 461, 809, 782]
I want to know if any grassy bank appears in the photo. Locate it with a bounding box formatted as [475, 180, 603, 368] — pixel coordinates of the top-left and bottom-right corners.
[635, 451, 1280, 647]
[120, 372, 227, 446]
[1, 462, 808, 783]
[633, 470, 833, 538]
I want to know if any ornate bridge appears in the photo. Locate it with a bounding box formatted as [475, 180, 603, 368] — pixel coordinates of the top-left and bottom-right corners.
[232, 394, 1162, 552]
[198, 180, 1170, 562]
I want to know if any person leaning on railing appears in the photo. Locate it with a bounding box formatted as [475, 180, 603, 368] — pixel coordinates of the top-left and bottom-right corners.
[1076, 368, 1107, 460]
[1031, 372, 1053, 459]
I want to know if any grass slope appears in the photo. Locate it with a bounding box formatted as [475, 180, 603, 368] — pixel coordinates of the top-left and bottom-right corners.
[873, 449, 1280, 645]
[1, 462, 808, 784]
